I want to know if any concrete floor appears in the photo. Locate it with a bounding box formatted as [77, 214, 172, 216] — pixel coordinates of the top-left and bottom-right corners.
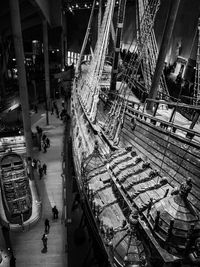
[9, 103, 67, 267]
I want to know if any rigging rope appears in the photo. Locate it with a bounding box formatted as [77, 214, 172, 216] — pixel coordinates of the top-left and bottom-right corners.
[104, 0, 161, 138]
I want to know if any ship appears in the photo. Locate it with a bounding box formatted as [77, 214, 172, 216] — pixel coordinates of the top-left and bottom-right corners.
[71, 0, 200, 266]
[0, 152, 32, 224]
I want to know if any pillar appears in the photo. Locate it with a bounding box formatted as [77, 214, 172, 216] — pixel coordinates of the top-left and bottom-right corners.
[61, 4, 67, 70]
[146, 0, 181, 111]
[9, 0, 33, 159]
[43, 20, 50, 125]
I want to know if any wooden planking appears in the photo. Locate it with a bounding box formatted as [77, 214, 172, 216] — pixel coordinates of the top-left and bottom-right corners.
[122, 121, 200, 193]
[119, 120, 200, 211]
[123, 116, 200, 184]
[120, 127, 200, 210]
[131, 122, 200, 189]
[134, 123, 200, 181]
[139, 120, 200, 164]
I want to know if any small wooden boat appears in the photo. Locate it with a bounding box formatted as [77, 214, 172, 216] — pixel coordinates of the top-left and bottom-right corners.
[0, 152, 32, 224]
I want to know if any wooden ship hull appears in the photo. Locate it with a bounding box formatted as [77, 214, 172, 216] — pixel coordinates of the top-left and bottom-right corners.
[72, 92, 148, 266]
[70, 0, 200, 265]
[71, 70, 200, 267]
[0, 152, 32, 224]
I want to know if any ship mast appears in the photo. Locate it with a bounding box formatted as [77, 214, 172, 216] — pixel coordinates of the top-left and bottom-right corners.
[138, 0, 169, 99]
[146, 0, 181, 111]
[109, 0, 127, 95]
[103, 0, 162, 146]
[193, 17, 200, 105]
[79, 0, 116, 123]
[75, 0, 96, 74]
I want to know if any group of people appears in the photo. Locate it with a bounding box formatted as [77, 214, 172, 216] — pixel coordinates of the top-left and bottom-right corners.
[41, 133, 50, 153]
[36, 126, 50, 153]
[32, 159, 47, 179]
[41, 207, 59, 252]
[34, 100, 63, 253]
[51, 100, 69, 122]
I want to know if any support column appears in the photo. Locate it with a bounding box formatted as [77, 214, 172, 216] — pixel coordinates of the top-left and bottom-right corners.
[109, 0, 127, 94]
[146, 0, 181, 111]
[43, 20, 50, 125]
[61, 5, 67, 70]
[9, 0, 33, 159]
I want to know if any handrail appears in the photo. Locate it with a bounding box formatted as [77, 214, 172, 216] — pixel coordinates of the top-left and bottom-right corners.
[146, 98, 200, 111]
[127, 107, 200, 142]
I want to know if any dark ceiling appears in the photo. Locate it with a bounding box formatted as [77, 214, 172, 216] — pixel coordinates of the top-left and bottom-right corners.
[0, 0, 200, 62]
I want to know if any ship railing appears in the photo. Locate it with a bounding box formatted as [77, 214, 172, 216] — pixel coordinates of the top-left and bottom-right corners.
[101, 93, 200, 143]
[127, 106, 200, 146]
[145, 98, 200, 112]
[100, 90, 200, 139]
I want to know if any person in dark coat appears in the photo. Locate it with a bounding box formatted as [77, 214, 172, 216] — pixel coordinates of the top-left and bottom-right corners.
[43, 163, 47, 175]
[52, 206, 59, 219]
[44, 219, 50, 233]
[39, 167, 43, 179]
[32, 158, 37, 169]
[42, 134, 47, 142]
[42, 233, 48, 250]
[10, 253, 16, 267]
[36, 126, 43, 151]
[45, 138, 50, 148]
[42, 142, 47, 153]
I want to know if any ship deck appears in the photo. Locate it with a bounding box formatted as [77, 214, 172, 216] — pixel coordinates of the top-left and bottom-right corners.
[80, 65, 200, 143]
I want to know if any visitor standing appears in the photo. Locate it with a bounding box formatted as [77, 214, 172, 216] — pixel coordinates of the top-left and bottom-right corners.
[52, 206, 59, 219]
[43, 163, 47, 175]
[44, 219, 50, 233]
[39, 167, 43, 179]
[45, 137, 50, 148]
[41, 233, 48, 251]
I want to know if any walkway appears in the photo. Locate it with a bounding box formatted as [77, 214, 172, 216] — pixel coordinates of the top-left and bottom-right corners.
[9, 104, 67, 267]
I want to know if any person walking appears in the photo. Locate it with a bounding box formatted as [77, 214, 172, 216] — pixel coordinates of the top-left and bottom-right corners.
[42, 233, 48, 251]
[45, 137, 50, 148]
[39, 167, 43, 180]
[55, 107, 59, 118]
[42, 142, 47, 153]
[37, 159, 41, 169]
[42, 134, 47, 143]
[52, 206, 59, 219]
[10, 253, 16, 267]
[36, 126, 43, 151]
[32, 158, 37, 169]
[61, 100, 65, 108]
[43, 163, 47, 175]
[44, 219, 50, 233]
